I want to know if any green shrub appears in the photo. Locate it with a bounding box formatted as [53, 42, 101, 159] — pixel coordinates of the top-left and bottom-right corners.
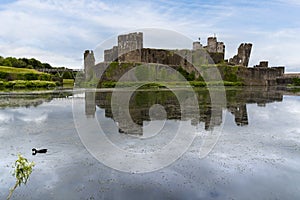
[38, 73, 51, 81]
[101, 81, 116, 88]
[55, 81, 62, 86]
[189, 81, 207, 87]
[292, 78, 300, 86]
[7, 154, 35, 200]
[0, 80, 57, 89]
[25, 81, 35, 88]
[0, 71, 8, 79]
[62, 71, 73, 79]
[4, 81, 16, 88]
[13, 80, 27, 89]
[24, 73, 38, 80]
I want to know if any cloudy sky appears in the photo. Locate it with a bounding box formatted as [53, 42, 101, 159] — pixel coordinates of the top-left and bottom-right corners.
[0, 0, 300, 72]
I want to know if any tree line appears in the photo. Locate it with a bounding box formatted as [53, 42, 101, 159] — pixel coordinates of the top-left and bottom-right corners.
[0, 56, 66, 69]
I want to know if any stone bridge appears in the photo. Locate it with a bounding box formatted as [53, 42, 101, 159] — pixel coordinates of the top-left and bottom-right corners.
[276, 73, 300, 85]
[283, 73, 300, 78]
[36, 68, 83, 78]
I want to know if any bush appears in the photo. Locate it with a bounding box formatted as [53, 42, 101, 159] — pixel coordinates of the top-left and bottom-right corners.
[4, 81, 16, 88]
[0, 80, 57, 89]
[24, 73, 38, 80]
[38, 73, 51, 81]
[31, 80, 56, 88]
[0, 71, 8, 79]
[101, 81, 116, 88]
[189, 81, 207, 87]
[7, 154, 35, 200]
[13, 80, 27, 89]
[292, 78, 300, 86]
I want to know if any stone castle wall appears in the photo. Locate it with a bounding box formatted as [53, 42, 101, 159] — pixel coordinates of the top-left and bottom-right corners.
[85, 32, 288, 86]
[104, 46, 118, 62]
[237, 66, 285, 86]
[104, 33, 224, 65]
[118, 32, 143, 62]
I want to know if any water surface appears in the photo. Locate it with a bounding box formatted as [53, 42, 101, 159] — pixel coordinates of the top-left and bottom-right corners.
[0, 87, 299, 199]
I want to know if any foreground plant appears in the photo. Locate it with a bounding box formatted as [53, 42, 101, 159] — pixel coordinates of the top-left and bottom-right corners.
[7, 154, 35, 200]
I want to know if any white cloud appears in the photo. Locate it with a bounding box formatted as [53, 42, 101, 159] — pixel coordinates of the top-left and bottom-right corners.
[277, 0, 300, 6]
[0, 112, 14, 123]
[16, 109, 48, 123]
[0, 0, 299, 72]
[19, 113, 48, 123]
[244, 28, 300, 71]
[0, 0, 233, 68]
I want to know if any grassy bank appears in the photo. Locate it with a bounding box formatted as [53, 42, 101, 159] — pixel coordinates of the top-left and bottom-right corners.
[0, 66, 52, 81]
[0, 80, 57, 89]
[0, 66, 60, 90]
[86, 62, 245, 87]
[99, 81, 244, 88]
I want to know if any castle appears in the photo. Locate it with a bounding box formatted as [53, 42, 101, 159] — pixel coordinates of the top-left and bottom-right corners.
[102, 32, 227, 65]
[84, 32, 287, 86]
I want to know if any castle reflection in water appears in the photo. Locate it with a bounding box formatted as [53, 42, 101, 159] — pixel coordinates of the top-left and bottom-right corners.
[85, 87, 285, 135]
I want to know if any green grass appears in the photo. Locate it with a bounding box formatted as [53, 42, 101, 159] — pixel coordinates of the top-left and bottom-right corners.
[63, 79, 74, 84]
[0, 66, 42, 74]
[0, 66, 52, 81]
[99, 81, 244, 88]
[63, 79, 74, 88]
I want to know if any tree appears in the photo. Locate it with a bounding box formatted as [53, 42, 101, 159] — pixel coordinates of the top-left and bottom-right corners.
[42, 63, 52, 69]
[1, 58, 12, 67]
[62, 71, 73, 79]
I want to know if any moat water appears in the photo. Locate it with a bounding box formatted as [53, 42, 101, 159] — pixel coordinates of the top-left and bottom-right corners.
[0, 87, 300, 199]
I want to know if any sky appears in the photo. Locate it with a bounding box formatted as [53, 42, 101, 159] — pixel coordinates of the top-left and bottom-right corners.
[0, 0, 300, 72]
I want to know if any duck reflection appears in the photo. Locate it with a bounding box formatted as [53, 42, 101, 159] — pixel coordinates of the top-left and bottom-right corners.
[84, 87, 284, 134]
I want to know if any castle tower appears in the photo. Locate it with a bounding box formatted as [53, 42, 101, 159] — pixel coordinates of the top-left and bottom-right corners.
[193, 41, 202, 50]
[204, 36, 225, 63]
[207, 37, 217, 53]
[117, 32, 143, 62]
[237, 43, 252, 67]
[217, 42, 225, 54]
[84, 50, 95, 80]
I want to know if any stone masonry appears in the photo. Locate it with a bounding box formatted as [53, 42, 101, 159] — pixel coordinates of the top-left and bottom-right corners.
[84, 32, 288, 86]
[229, 43, 252, 67]
[84, 50, 95, 80]
[205, 37, 225, 54]
[103, 33, 225, 65]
